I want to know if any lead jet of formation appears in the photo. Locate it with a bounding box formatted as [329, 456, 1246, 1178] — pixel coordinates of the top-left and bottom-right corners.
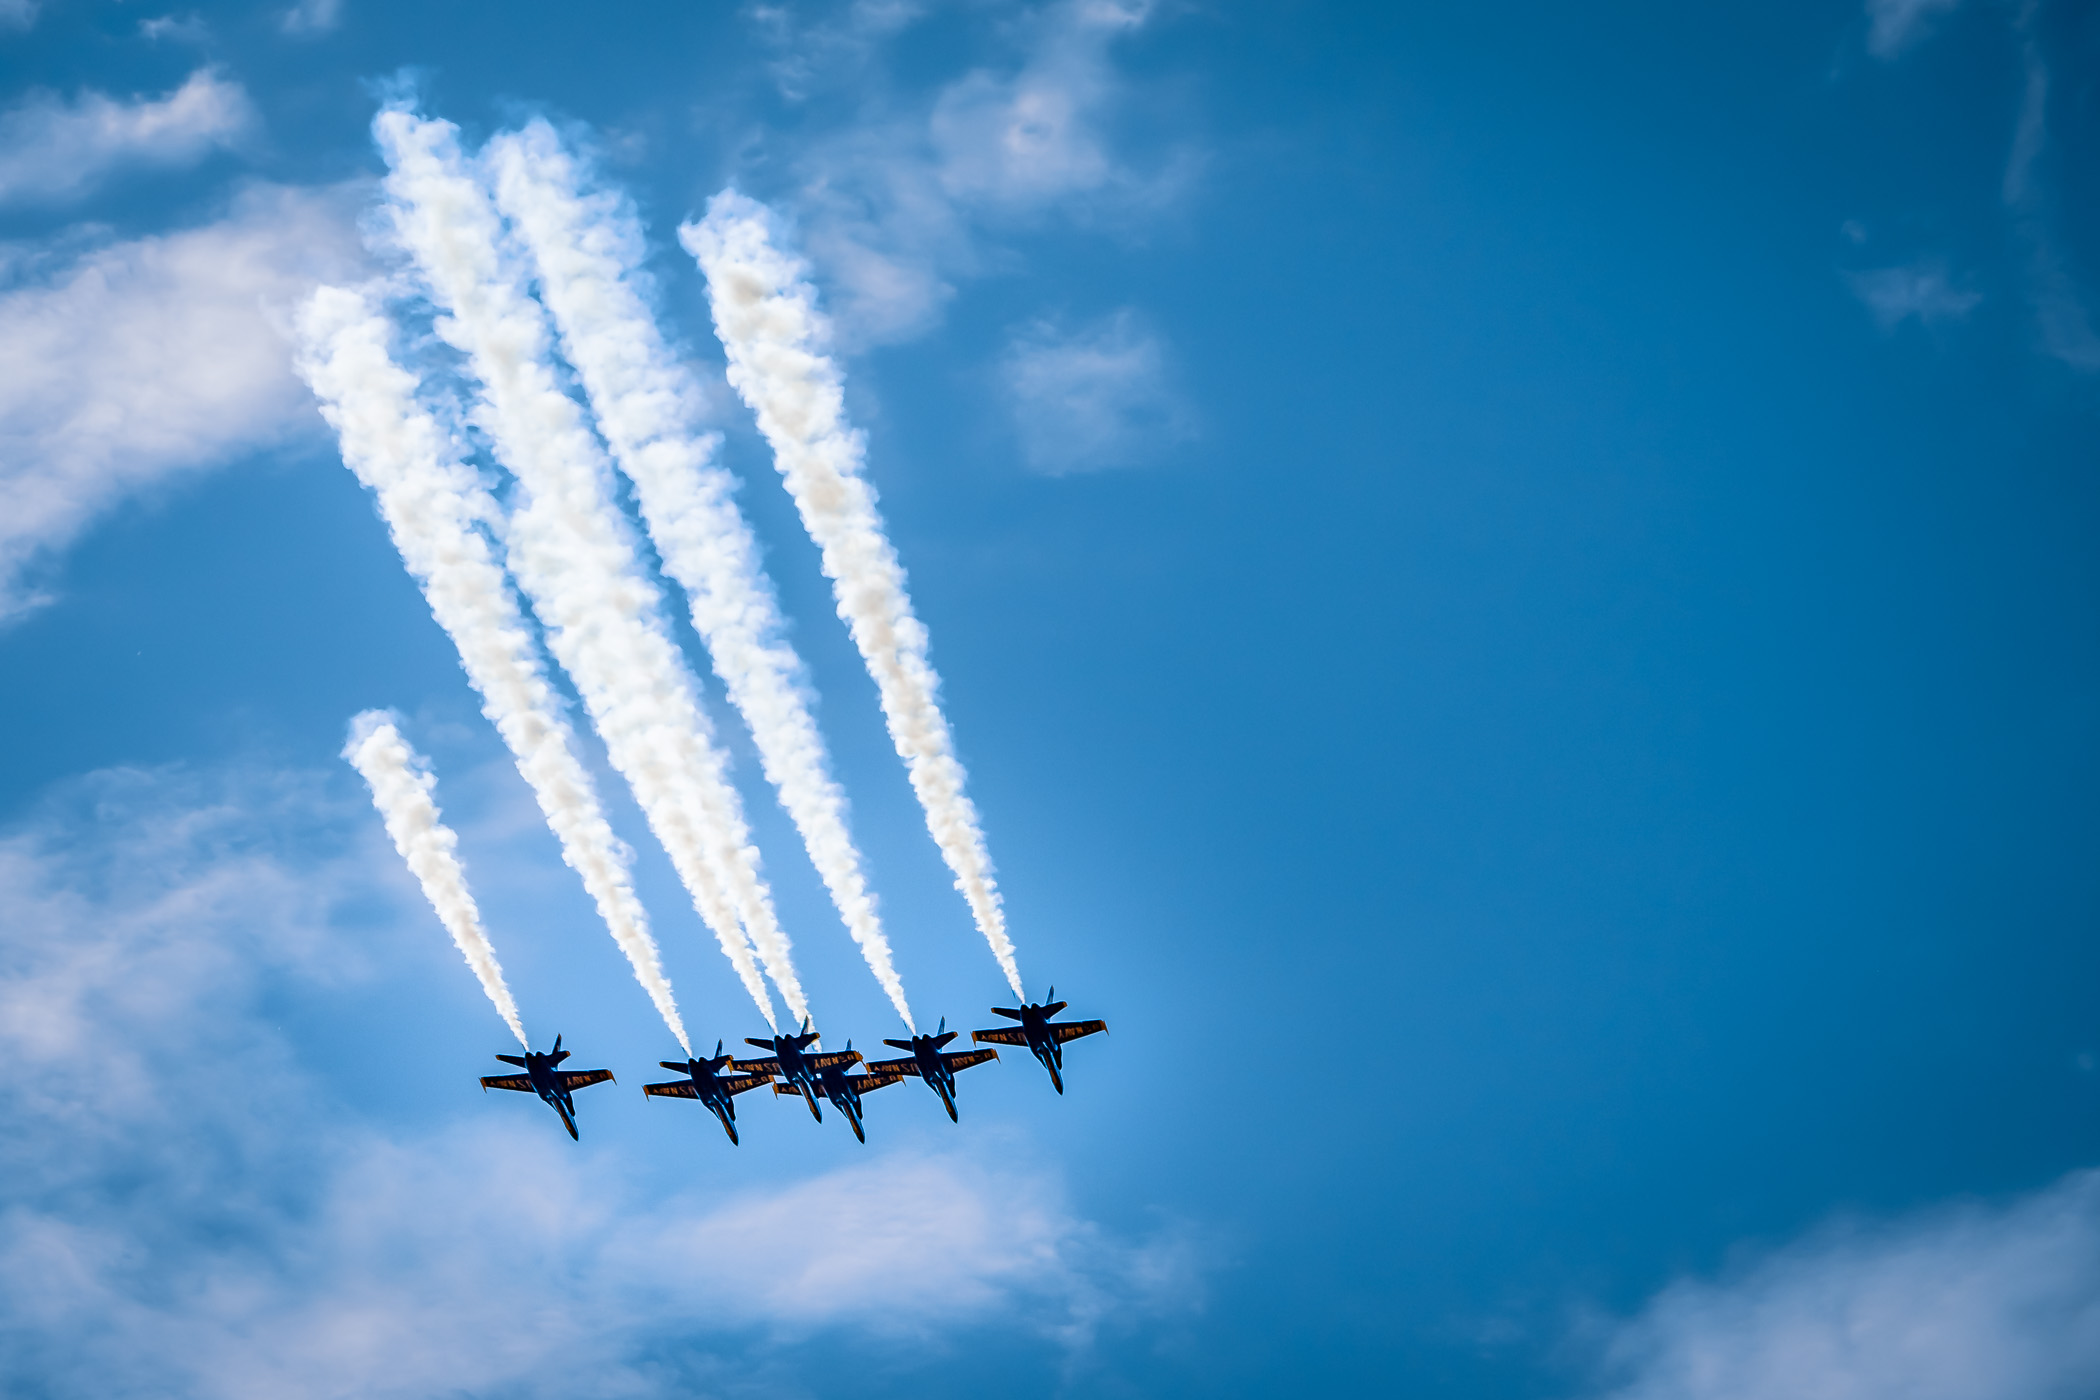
[730, 1018, 861, 1123]
[776, 1043, 904, 1143]
[867, 1018, 1000, 1122]
[641, 1041, 776, 1144]
[479, 1035, 615, 1140]
[970, 988, 1107, 1094]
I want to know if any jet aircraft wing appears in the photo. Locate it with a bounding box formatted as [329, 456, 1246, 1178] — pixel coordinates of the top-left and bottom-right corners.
[479, 1074, 535, 1093]
[1050, 1020, 1107, 1044]
[557, 1069, 615, 1091]
[865, 1055, 919, 1075]
[729, 1057, 781, 1075]
[720, 1072, 774, 1095]
[642, 1080, 699, 1099]
[946, 1048, 1001, 1070]
[772, 1081, 809, 1097]
[809, 1050, 863, 1070]
[969, 1028, 1029, 1047]
[851, 1071, 907, 1091]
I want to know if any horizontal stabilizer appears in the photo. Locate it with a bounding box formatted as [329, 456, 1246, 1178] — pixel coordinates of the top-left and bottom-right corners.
[944, 1048, 999, 1072]
[990, 1006, 1023, 1021]
[881, 1038, 915, 1051]
[660, 1061, 692, 1073]
[932, 1030, 959, 1048]
[480, 1074, 534, 1093]
[1040, 1002, 1067, 1019]
[744, 1037, 777, 1052]
[971, 1028, 1028, 1047]
[866, 1056, 920, 1076]
[1049, 1020, 1107, 1045]
[556, 1068, 615, 1091]
[643, 1080, 699, 1099]
[494, 1054, 528, 1068]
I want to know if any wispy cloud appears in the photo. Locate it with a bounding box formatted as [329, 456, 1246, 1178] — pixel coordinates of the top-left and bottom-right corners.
[0, 760, 1203, 1396]
[0, 0, 34, 32]
[1588, 1171, 2100, 1400]
[279, 0, 341, 36]
[1001, 308, 1192, 474]
[0, 182, 367, 620]
[753, 0, 1196, 345]
[0, 70, 255, 207]
[1865, 0, 1963, 58]
[1846, 261, 1981, 329]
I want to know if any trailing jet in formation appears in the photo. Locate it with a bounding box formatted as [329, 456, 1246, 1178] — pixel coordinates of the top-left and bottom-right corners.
[479, 1035, 614, 1140]
[971, 989, 1107, 1094]
[731, 1019, 862, 1123]
[773, 1043, 905, 1143]
[867, 1019, 1000, 1122]
[641, 1041, 775, 1144]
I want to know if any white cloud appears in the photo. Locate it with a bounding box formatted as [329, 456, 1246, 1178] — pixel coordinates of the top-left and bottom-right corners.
[760, 0, 1194, 345]
[1001, 309, 1191, 474]
[0, 182, 368, 620]
[1590, 1171, 2100, 1400]
[0, 69, 256, 207]
[0, 760, 1203, 1397]
[1846, 261, 1980, 328]
[1866, 0, 1963, 58]
[0, 0, 37, 31]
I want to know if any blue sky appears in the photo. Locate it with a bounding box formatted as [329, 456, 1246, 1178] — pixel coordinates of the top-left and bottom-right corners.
[2, 1, 2098, 1396]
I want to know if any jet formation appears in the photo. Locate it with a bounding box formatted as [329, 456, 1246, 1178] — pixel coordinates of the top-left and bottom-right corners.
[479, 993, 1107, 1142]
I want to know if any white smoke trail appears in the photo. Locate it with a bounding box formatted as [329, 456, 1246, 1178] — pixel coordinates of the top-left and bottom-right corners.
[683, 194, 1023, 998]
[294, 286, 692, 1053]
[487, 121, 916, 1032]
[372, 107, 808, 1030]
[344, 710, 529, 1048]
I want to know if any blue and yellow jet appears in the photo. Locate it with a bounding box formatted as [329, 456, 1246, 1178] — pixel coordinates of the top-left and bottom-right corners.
[867, 1018, 1000, 1121]
[970, 989, 1107, 1094]
[479, 1035, 614, 1139]
[731, 1019, 861, 1123]
[641, 1041, 775, 1144]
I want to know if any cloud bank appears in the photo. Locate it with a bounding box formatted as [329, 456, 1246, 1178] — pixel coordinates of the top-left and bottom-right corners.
[1591, 1172, 2100, 1400]
[0, 760, 1197, 1398]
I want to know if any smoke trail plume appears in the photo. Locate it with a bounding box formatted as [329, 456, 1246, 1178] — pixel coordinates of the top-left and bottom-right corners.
[373, 107, 807, 1030]
[683, 194, 1023, 998]
[295, 286, 692, 1053]
[344, 710, 529, 1047]
[487, 121, 916, 1031]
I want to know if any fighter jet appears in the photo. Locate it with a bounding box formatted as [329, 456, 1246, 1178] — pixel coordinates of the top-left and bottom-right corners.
[970, 988, 1107, 1094]
[772, 1043, 905, 1143]
[641, 1041, 776, 1144]
[730, 1018, 861, 1123]
[867, 1018, 1000, 1122]
[479, 1035, 614, 1139]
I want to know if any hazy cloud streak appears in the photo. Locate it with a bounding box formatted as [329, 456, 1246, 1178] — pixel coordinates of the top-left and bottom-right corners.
[0, 69, 253, 206]
[0, 183, 363, 621]
[488, 120, 915, 1030]
[374, 108, 806, 1030]
[293, 284, 690, 1053]
[343, 711, 528, 1047]
[687, 193, 1022, 997]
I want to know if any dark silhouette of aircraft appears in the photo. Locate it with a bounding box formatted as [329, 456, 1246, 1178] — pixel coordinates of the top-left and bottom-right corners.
[641, 1041, 776, 1144]
[731, 1018, 861, 1122]
[479, 1035, 614, 1139]
[772, 1042, 903, 1143]
[970, 988, 1106, 1094]
[867, 1018, 999, 1121]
